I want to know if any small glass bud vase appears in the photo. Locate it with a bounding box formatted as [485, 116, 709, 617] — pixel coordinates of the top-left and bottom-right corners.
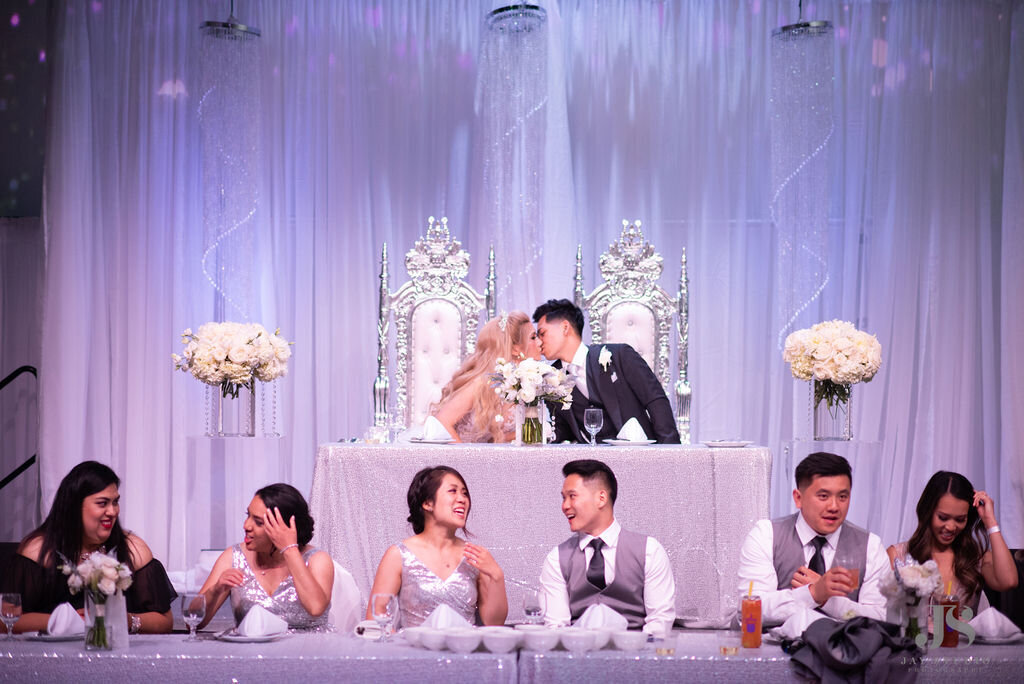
[515, 403, 545, 445]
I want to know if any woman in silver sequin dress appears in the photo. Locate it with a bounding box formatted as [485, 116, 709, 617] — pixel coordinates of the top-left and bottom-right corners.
[197, 483, 335, 631]
[367, 466, 508, 627]
[431, 311, 541, 442]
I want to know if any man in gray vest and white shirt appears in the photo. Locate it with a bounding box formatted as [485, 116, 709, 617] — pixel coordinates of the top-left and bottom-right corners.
[737, 452, 889, 626]
[539, 459, 676, 635]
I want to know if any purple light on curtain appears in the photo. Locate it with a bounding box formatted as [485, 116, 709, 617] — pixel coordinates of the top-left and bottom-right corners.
[770, 19, 835, 348]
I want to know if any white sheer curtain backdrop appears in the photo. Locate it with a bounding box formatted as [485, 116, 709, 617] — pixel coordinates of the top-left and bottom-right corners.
[38, 0, 1023, 571]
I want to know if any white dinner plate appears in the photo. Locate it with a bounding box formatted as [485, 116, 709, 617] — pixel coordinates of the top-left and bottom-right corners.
[26, 632, 84, 642]
[974, 633, 1024, 645]
[216, 632, 287, 643]
[702, 440, 753, 448]
[409, 437, 455, 444]
[603, 439, 656, 446]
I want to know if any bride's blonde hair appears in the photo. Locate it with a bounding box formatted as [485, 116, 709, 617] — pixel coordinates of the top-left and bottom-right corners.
[435, 311, 532, 442]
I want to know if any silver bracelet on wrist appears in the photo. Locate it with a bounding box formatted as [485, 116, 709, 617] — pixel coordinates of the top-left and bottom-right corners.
[130, 614, 142, 634]
[278, 543, 299, 555]
[987, 525, 1001, 536]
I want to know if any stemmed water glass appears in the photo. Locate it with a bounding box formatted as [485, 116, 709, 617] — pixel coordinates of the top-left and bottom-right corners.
[370, 593, 399, 642]
[584, 408, 604, 445]
[1, 593, 21, 639]
[522, 588, 544, 625]
[181, 594, 206, 642]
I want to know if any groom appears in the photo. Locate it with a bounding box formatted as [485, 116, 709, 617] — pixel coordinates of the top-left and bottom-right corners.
[533, 299, 680, 444]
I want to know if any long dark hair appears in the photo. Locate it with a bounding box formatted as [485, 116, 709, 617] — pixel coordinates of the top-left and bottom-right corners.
[907, 471, 987, 598]
[406, 466, 470, 535]
[20, 461, 133, 570]
[255, 483, 316, 546]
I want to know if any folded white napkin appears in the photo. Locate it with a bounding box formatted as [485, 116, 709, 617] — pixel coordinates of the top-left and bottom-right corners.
[354, 619, 382, 640]
[969, 607, 1022, 639]
[421, 416, 453, 441]
[47, 602, 85, 636]
[421, 603, 473, 629]
[573, 603, 629, 631]
[773, 608, 831, 640]
[237, 605, 288, 636]
[616, 418, 649, 442]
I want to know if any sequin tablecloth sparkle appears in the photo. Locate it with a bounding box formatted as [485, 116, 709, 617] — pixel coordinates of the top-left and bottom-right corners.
[0, 633, 517, 683]
[309, 443, 771, 625]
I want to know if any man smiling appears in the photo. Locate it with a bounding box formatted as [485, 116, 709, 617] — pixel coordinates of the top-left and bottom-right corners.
[737, 452, 889, 625]
[538, 459, 676, 634]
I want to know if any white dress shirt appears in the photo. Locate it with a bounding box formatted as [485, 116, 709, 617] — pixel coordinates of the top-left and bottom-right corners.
[569, 343, 589, 399]
[736, 514, 889, 625]
[539, 519, 676, 635]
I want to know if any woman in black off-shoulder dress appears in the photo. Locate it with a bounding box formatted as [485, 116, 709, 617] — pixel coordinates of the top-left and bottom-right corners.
[0, 461, 177, 634]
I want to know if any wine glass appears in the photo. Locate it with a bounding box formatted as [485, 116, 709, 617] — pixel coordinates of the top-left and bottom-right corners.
[370, 593, 399, 642]
[584, 408, 604, 445]
[522, 588, 544, 625]
[181, 593, 206, 642]
[1, 593, 21, 639]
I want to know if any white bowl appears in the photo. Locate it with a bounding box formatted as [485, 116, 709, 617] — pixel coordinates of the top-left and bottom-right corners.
[402, 626, 427, 647]
[480, 626, 521, 653]
[612, 629, 647, 651]
[445, 628, 481, 653]
[419, 628, 448, 651]
[559, 627, 596, 653]
[522, 628, 560, 652]
[589, 628, 614, 650]
[514, 624, 548, 632]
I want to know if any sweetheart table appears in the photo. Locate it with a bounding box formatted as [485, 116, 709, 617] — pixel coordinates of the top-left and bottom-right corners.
[309, 442, 772, 625]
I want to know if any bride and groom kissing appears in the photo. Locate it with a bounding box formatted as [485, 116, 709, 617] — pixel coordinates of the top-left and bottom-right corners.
[431, 298, 680, 444]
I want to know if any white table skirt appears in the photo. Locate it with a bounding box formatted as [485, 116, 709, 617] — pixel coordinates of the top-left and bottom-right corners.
[309, 442, 771, 625]
[0, 633, 517, 683]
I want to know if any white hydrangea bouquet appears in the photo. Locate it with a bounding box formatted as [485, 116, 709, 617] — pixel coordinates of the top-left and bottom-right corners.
[59, 551, 133, 649]
[782, 319, 882, 410]
[173, 322, 291, 398]
[880, 557, 941, 641]
[491, 358, 577, 444]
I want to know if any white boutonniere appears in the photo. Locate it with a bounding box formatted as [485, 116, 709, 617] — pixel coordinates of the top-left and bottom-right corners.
[598, 346, 612, 372]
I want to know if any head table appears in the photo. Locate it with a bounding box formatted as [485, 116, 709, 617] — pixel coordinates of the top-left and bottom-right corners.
[2, 631, 1018, 683]
[309, 442, 772, 625]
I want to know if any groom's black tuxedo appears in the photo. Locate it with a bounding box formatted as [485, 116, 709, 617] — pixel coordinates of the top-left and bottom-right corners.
[550, 343, 680, 444]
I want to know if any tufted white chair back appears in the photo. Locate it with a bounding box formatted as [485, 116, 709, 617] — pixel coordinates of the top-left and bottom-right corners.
[603, 302, 658, 372]
[408, 300, 465, 427]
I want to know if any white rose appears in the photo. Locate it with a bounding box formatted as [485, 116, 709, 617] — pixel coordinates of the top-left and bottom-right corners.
[68, 573, 84, 592]
[98, 577, 117, 596]
[102, 565, 118, 580]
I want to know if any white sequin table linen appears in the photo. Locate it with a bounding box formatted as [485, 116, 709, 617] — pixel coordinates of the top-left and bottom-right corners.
[309, 443, 772, 624]
[517, 630, 1024, 683]
[0, 633, 516, 683]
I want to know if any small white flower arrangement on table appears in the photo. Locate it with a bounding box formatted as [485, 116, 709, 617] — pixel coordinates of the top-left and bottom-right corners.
[879, 556, 941, 641]
[783, 319, 882, 410]
[59, 551, 133, 649]
[172, 321, 292, 398]
[491, 358, 577, 444]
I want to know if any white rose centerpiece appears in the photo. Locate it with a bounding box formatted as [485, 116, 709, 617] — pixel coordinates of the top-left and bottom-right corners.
[879, 557, 942, 642]
[491, 358, 577, 444]
[783, 319, 882, 440]
[59, 551, 133, 650]
[173, 322, 291, 399]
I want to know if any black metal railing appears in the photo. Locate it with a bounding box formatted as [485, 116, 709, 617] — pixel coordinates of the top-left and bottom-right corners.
[0, 365, 38, 493]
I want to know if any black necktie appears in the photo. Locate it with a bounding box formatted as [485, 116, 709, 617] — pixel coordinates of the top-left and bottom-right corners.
[587, 538, 606, 590]
[809, 536, 828, 575]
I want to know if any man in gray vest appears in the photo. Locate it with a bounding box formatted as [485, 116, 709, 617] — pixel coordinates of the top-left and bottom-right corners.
[737, 452, 889, 625]
[538, 459, 676, 635]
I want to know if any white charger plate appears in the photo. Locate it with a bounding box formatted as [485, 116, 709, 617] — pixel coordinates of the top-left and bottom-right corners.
[216, 632, 287, 643]
[26, 632, 84, 642]
[603, 439, 656, 446]
[702, 440, 753, 448]
[409, 437, 454, 444]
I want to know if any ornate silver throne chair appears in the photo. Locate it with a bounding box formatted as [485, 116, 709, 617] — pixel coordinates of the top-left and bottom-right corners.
[574, 220, 692, 443]
[373, 217, 496, 431]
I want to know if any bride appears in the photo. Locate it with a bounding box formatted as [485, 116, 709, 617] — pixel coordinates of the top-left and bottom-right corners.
[431, 311, 540, 442]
